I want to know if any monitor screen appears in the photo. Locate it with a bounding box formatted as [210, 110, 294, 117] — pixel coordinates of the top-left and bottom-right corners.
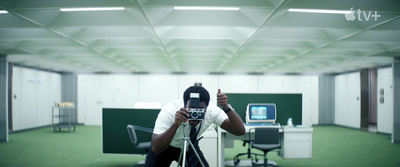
[246, 103, 276, 124]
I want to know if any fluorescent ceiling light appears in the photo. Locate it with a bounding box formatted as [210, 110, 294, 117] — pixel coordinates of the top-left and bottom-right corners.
[174, 6, 239, 11]
[288, 8, 351, 14]
[0, 10, 9, 14]
[60, 7, 125, 12]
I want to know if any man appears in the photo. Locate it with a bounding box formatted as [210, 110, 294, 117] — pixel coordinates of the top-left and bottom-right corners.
[145, 85, 245, 167]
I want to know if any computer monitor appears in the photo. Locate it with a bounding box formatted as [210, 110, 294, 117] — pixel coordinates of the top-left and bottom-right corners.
[246, 103, 276, 124]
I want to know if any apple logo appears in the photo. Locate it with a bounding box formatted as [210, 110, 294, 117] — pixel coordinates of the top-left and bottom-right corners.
[345, 7, 356, 21]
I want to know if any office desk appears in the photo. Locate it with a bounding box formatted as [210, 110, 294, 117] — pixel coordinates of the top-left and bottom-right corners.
[217, 125, 313, 167]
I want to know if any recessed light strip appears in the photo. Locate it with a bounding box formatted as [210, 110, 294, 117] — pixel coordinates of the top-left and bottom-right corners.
[288, 8, 351, 14]
[60, 7, 125, 12]
[174, 6, 239, 11]
[0, 10, 9, 14]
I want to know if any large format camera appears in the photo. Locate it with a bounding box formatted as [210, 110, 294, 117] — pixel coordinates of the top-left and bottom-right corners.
[187, 93, 205, 120]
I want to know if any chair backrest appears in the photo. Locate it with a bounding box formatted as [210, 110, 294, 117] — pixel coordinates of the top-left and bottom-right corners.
[127, 125, 138, 147]
[254, 127, 280, 145]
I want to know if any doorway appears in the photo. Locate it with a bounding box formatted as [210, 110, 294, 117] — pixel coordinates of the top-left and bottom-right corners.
[360, 68, 378, 133]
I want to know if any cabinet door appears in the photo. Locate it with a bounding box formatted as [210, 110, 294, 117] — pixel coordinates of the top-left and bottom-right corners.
[83, 76, 100, 125]
[98, 76, 114, 124]
[113, 75, 138, 108]
[20, 68, 37, 129]
[12, 67, 21, 131]
[83, 75, 114, 125]
[36, 71, 51, 127]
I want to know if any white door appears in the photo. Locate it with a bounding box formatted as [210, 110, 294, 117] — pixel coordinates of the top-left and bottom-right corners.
[335, 74, 348, 126]
[346, 72, 361, 129]
[377, 68, 393, 134]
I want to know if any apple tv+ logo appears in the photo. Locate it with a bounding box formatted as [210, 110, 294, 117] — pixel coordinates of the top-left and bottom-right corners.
[345, 7, 381, 21]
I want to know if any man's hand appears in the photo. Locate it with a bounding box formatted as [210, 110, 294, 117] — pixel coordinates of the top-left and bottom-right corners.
[151, 108, 190, 154]
[175, 108, 189, 126]
[217, 89, 229, 110]
[217, 88, 246, 136]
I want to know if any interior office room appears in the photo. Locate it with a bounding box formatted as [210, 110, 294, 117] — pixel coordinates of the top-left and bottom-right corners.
[0, 0, 400, 166]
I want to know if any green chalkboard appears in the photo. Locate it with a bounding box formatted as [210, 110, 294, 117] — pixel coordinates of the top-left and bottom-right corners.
[102, 108, 159, 154]
[226, 93, 302, 125]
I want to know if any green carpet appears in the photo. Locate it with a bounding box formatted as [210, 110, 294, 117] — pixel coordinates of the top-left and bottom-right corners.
[0, 126, 146, 167]
[1, 126, 399, 167]
[226, 126, 400, 167]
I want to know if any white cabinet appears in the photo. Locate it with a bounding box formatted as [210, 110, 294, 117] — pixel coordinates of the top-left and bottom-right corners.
[280, 128, 313, 158]
[78, 75, 138, 125]
[81, 75, 114, 125]
[12, 67, 61, 131]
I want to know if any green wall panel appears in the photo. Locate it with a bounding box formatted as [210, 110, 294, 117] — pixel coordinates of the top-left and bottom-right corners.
[226, 93, 303, 125]
[102, 93, 302, 154]
[102, 108, 159, 154]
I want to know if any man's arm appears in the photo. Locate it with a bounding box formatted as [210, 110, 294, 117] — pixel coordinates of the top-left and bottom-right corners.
[217, 89, 246, 136]
[151, 108, 189, 154]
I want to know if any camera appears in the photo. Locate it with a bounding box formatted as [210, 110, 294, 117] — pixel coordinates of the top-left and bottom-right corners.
[187, 93, 205, 120]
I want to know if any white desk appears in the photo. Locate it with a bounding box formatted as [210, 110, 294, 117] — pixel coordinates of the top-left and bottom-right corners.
[280, 127, 313, 158]
[217, 125, 313, 167]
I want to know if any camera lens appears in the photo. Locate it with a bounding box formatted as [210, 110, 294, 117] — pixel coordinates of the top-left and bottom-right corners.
[191, 112, 199, 119]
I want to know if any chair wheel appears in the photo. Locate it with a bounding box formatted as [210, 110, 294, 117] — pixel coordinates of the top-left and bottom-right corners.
[234, 159, 240, 165]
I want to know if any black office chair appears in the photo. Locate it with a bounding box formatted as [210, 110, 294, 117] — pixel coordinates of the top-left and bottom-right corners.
[127, 125, 152, 166]
[249, 127, 281, 167]
[233, 139, 263, 166]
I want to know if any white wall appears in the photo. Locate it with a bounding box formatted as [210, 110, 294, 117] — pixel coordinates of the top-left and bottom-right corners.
[377, 67, 394, 134]
[12, 67, 61, 131]
[335, 72, 361, 129]
[78, 74, 319, 126]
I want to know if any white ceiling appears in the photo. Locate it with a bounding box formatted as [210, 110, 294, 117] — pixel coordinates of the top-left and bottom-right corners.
[0, 0, 399, 74]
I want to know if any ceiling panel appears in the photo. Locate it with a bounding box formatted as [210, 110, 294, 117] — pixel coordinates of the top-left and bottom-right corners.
[0, 0, 399, 74]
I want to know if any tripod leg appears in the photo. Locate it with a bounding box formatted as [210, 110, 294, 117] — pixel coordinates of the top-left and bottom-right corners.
[188, 141, 205, 167]
[177, 139, 189, 167]
[177, 149, 183, 167]
[177, 147, 189, 167]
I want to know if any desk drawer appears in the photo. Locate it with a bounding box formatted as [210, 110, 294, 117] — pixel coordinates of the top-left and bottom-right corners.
[282, 141, 312, 158]
[284, 132, 311, 141]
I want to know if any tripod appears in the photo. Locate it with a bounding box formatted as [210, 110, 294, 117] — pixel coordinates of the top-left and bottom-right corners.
[177, 122, 205, 167]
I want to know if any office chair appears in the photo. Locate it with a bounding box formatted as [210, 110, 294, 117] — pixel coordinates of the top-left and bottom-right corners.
[249, 127, 281, 167]
[127, 125, 152, 166]
[233, 139, 263, 166]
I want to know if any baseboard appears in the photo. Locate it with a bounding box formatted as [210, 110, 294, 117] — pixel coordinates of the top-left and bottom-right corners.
[10, 123, 84, 134]
[315, 124, 393, 137]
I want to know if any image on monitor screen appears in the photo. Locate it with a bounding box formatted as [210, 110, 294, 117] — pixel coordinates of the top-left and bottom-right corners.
[250, 106, 268, 120]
